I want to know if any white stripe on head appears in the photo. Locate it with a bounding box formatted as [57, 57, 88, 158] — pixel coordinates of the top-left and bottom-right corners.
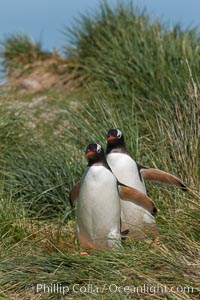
[96, 143, 102, 153]
[116, 129, 122, 138]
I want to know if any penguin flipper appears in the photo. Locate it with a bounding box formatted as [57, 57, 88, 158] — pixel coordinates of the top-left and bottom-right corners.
[69, 181, 81, 206]
[140, 167, 187, 191]
[118, 185, 157, 216]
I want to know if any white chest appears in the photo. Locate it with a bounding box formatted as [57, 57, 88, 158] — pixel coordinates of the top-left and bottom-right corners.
[106, 153, 157, 239]
[106, 153, 146, 193]
[79, 166, 119, 205]
[76, 165, 121, 250]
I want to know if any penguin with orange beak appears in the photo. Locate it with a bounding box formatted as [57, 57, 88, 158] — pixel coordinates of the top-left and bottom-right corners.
[105, 128, 186, 239]
[76, 143, 157, 250]
[70, 129, 186, 241]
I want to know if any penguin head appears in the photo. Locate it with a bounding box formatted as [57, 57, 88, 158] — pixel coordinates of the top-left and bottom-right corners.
[85, 143, 105, 165]
[106, 129, 125, 147]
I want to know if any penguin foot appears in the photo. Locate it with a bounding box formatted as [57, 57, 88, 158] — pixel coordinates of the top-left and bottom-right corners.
[80, 251, 90, 256]
[152, 237, 162, 247]
[152, 238, 171, 255]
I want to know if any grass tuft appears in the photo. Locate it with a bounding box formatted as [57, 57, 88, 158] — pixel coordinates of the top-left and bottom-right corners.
[0, 33, 51, 75]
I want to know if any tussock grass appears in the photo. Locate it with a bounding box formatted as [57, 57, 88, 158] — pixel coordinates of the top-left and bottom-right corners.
[66, 1, 200, 100]
[0, 34, 79, 92]
[64, 0, 200, 189]
[0, 1, 199, 299]
[0, 193, 29, 254]
[0, 33, 51, 75]
[1, 232, 199, 299]
[0, 106, 75, 217]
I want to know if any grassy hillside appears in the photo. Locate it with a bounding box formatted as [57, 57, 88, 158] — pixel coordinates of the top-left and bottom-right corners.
[0, 2, 199, 299]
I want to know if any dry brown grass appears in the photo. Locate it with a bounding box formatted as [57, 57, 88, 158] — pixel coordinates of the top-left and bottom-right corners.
[5, 54, 79, 93]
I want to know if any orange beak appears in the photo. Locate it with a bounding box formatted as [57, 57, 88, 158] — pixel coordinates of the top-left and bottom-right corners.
[107, 136, 117, 141]
[86, 151, 95, 157]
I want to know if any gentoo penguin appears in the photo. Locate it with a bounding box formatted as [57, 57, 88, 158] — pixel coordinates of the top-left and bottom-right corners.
[76, 143, 157, 250]
[106, 129, 187, 190]
[105, 128, 186, 239]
